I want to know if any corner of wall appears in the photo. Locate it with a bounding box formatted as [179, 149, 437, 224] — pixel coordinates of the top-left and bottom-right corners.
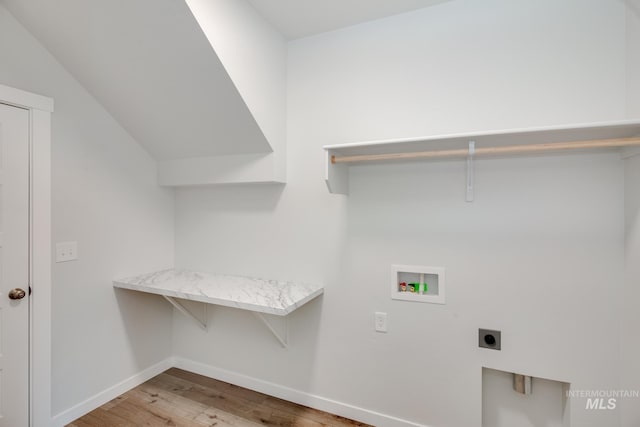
[622, 153, 640, 427]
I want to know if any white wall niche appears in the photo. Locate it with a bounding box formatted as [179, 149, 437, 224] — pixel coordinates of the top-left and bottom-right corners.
[391, 264, 445, 304]
[482, 367, 571, 427]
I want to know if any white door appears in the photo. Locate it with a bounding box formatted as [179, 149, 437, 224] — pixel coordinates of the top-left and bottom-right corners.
[0, 103, 30, 427]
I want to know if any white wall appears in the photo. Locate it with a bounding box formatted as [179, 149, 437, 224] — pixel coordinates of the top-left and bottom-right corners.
[174, 1, 628, 426]
[0, 4, 175, 418]
[622, 3, 640, 426]
[622, 154, 640, 427]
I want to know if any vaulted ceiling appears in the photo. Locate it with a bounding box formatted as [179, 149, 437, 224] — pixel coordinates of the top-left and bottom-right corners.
[1, 0, 271, 160]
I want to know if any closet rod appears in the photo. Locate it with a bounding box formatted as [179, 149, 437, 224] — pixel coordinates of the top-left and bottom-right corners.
[331, 137, 640, 164]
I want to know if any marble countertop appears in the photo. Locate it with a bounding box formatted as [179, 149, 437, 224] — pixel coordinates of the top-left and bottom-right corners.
[113, 269, 324, 316]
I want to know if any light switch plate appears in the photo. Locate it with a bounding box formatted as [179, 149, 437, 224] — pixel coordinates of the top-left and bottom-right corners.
[56, 241, 78, 263]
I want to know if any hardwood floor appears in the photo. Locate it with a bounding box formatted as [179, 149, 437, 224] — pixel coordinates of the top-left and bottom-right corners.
[68, 368, 373, 427]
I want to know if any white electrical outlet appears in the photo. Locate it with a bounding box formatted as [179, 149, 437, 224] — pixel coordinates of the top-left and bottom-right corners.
[56, 241, 78, 263]
[375, 312, 387, 333]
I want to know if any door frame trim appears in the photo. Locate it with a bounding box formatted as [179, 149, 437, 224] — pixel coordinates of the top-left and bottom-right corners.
[0, 83, 53, 427]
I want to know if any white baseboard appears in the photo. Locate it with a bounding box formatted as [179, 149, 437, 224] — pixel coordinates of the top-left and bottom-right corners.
[51, 357, 175, 427]
[51, 356, 426, 427]
[174, 357, 427, 427]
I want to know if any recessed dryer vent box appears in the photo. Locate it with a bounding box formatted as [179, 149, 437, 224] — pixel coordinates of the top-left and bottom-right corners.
[391, 265, 446, 304]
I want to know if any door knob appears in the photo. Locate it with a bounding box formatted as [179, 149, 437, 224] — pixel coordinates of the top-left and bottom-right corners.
[8, 288, 26, 300]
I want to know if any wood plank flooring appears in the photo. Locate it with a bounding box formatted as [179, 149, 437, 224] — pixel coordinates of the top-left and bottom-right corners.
[68, 368, 373, 427]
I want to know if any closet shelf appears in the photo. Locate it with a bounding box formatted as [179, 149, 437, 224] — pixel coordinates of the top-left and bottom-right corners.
[323, 119, 640, 195]
[113, 268, 323, 347]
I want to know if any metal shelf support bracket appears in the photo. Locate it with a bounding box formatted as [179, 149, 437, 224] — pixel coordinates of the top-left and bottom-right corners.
[163, 296, 207, 330]
[252, 312, 289, 348]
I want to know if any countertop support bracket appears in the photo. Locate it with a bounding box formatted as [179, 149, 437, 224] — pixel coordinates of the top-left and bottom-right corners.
[466, 140, 475, 202]
[252, 312, 289, 348]
[163, 295, 207, 330]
